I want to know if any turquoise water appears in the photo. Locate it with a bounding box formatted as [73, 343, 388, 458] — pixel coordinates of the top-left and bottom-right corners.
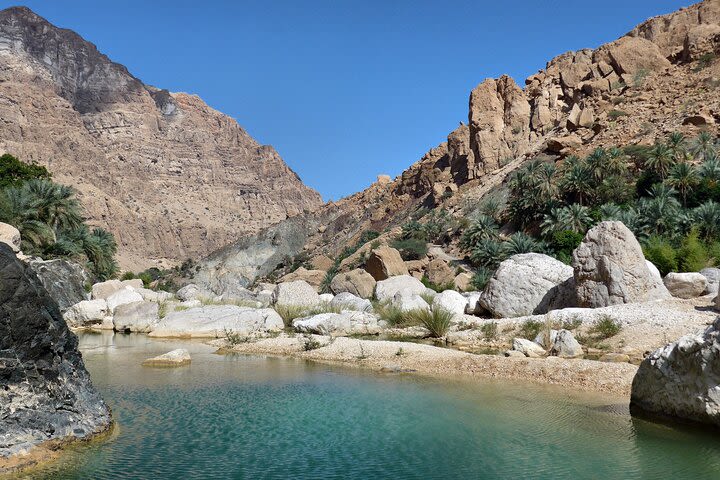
[17, 333, 720, 479]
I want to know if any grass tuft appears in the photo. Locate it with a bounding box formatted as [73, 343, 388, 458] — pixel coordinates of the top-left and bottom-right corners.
[404, 307, 453, 338]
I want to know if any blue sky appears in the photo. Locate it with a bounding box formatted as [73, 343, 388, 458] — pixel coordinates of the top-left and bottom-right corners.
[3, 1, 694, 201]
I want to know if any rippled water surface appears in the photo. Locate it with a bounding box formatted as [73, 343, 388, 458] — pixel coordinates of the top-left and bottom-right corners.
[18, 333, 720, 479]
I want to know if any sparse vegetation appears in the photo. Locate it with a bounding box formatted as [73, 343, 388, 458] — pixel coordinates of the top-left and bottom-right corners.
[223, 328, 247, 346]
[274, 304, 310, 328]
[404, 307, 453, 338]
[561, 317, 583, 331]
[590, 316, 622, 340]
[518, 319, 543, 340]
[480, 321, 498, 340]
[302, 335, 322, 351]
[608, 110, 628, 121]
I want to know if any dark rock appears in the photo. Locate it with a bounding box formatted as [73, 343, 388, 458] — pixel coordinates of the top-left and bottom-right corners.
[0, 244, 110, 463]
[28, 258, 89, 313]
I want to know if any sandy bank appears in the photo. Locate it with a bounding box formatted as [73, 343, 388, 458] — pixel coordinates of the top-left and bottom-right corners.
[217, 335, 638, 397]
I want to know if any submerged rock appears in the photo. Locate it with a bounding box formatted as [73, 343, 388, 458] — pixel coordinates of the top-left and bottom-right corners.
[142, 349, 191, 367]
[631, 318, 720, 427]
[0, 244, 110, 462]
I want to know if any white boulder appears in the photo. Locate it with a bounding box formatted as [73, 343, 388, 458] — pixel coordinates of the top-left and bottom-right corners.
[271, 280, 320, 307]
[0, 222, 21, 252]
[91, 279, 125, 300]
[330, 292, 373, 312]
[149, 305, 284, 338]
[142, 349, 191, 367]
[375, 275, 426, 302]
[432, 290, 467, 316]
[176, 283, 201, 302]
[663, 272, 708, 299]
[701, 268, 720, 295]
[511, 338, 547, 358]
[63, 299, 108, 328]
[113, 301, 160, 333]
[391, 292, 429, 312]
[106, 287, 144, 312]
[293, 311, 381, 336]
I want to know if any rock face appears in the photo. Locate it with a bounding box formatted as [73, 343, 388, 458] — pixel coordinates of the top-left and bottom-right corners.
[573, 222, 670, 307]
[149, 305, 283, 338]
[330, 269, 377, 299]
[663, 272, 708, 299]
[364, 246, 409, 281]
[0, 244, 110, 461]
[631, 318, 720, 427]
[28, 258, 89, 313]
[0, 7, 322, 270]
[480, 253, 575, 318]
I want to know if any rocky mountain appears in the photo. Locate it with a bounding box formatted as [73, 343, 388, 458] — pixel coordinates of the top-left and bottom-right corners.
[194, 0, 720, 292]
[0, 6, 322, 270]
[0, 243, 111, 471]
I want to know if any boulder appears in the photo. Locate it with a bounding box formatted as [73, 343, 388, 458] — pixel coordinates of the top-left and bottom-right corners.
[279, 267, 326, 290]
[464, 291, 483, 315]
[106, 287, 144, 312]
[550, 329, 583, 358]
[122, 278, 144, 289]
[364, 246, 408, 281]
[630, 318, 720, 427]
[375, 275, 426, 302]
[572, 221, 670, 307]
[309, 254, 334, 272]
[113, 301, 160, 333]
[425, 258, 455, 286]
[0, 243, 111, 459]
[330, 292, 373, 312]
[700, 268, 720, 295]
[480, 253, 575, 318]
[601, 36, 671, 76]
[271, 280, 320, 307]
[176, 283, 201, 302]
[318, 293, 334, 303]
[0, 222, 21, 252]
[391, 292, 430, 312]
[330, 268, 377, 299]
[432, 290, 467, 316]
[63, 299, 108, 328]
[29, 258, 89, 313]
[453, 272, 472, 292]
[512, 338, 547, 358]
[646, 260, 663, 283]
[136, 287, 173, 303]
[91, 279, 125, 300]
[142, 349, 191, 367]
[292, 311, 381, 336]
[149, 305, 284, 338]
[663, 272, 708, 299]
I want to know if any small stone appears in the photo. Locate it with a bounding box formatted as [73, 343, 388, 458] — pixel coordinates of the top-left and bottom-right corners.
[142, 349, 191, 367]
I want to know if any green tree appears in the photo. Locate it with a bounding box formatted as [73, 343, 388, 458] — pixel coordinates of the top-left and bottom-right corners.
[0, 153, 50, 188]
[644, 143, 675, 180]
[666, 162, 699, 206]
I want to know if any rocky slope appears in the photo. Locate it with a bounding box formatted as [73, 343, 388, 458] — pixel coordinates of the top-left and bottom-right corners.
[0, 6, 322, 270]
[0, 243, 111, 471]
[194, 0, 720, 292]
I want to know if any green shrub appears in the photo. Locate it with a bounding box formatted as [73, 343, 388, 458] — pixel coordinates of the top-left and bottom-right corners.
[470, 268, 492, 290]
[590, 316, 622, 339]
[274, 304, 309, 328]
[223, 327, 247, 346]
[302, 335, 322, 351]
[550, 230, 584, 258]
[561, 317, 582, 330]
[0, 153, 50, 188]
[519, 319, 543, 340]
[421, 276, 454, 293]
[405, 307, 453, 338]
[608, 110, 628, 121]
[373, 302, 408, 327]
[643, 236, 678, 276]
[121, 271, 136, 281]
[391, 237, 428, 260]
[678, 229, 710, 272]
[481, 321, 498, 340]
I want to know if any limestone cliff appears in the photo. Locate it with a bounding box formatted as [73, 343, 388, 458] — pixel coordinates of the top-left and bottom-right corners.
[0, 7, 322, 270]
[0, 243, 111, 471]
[194, 0, 720, 291]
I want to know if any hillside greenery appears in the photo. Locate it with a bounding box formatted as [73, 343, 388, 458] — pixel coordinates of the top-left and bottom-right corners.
[458, 132, 720, 278]
[0, 154, 118, 280]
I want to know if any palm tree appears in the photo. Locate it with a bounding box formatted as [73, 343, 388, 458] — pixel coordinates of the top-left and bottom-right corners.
[23, 180, 82, 231]
[586, 148, 607, 182]
[505, 232, 545, 255]
[638, 184, 682, 235]
[470, 238, 508, 269]
[666, 132, 687, 160]
[0, 187, 54, 251]
[690, 131, 717, 160]
[560, 159, 593, 205]
[604, 147, 628, 177]
[644, 143, 675, 180]
[667, 162, 699, 206]
[57, 225, 118, 280]
[700, 155, 720, 186]
[461, 215, 498, 251]
[693, 200, 720, 240]
[560, 204, 593, 233]
[599, 203, 623, 221]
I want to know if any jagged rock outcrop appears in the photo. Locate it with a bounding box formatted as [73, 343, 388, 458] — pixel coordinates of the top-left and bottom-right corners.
[573, 222, 670, 307]
[28, 258, 89, 313]
[631, 317, 720, 427]
[0, 7, 321, 270]
[0, 244, 110, 466]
